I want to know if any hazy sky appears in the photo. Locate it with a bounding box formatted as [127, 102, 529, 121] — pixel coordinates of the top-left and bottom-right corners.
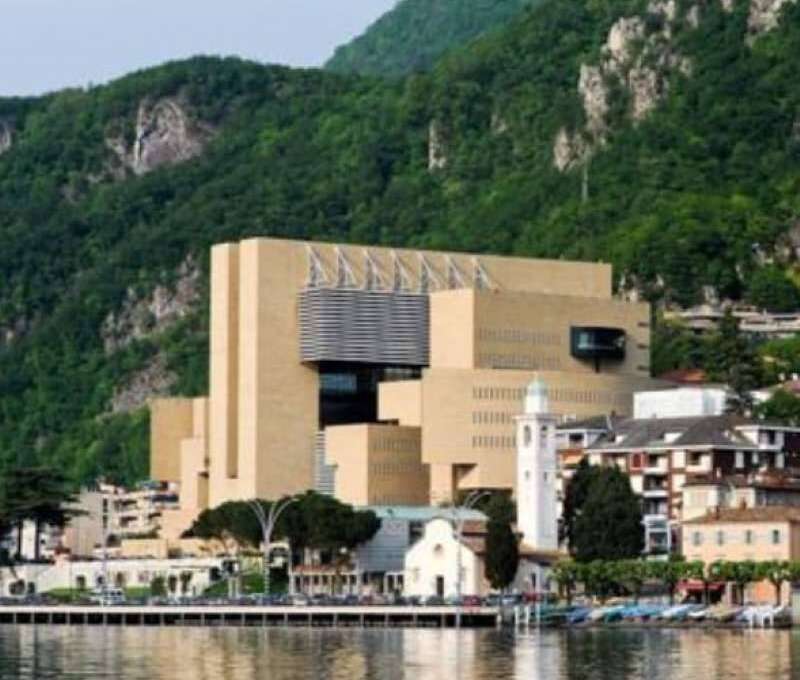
[0, 0, 397, 96]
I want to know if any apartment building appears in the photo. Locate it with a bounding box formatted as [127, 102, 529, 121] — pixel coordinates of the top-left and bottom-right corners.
[683, 506, 800, 604]
[590, 416, 800, 553]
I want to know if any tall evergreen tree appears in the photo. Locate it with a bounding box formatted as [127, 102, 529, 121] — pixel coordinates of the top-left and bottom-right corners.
[705, 311, 763, 414]
[0, 466, 82, 561]
[571, 467, 644, 562]
[560, 458, 593, 546]
[484, 494, 519, 592]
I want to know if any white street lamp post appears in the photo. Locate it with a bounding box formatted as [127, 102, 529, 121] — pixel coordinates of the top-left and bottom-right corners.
[248, 497, 298, 597]
[453, 490, 490, 628]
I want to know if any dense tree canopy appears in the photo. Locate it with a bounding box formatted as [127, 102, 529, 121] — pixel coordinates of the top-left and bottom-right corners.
[1, 0, 800, 484]
[0, 466, 83, 561]
[745, 265, 800, 313]
[187, 492, 381, 560]
[326, 0, 537, 76]
[567, 465, 644, 562]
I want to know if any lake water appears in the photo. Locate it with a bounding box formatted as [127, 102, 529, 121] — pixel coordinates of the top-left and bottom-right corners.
[0, 625, 797, 679]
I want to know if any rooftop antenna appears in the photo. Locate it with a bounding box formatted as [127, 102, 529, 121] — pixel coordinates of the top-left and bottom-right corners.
[305, 245, 330, 288]
[418, 254, 443, 293]
[363, 249, 386, 291]
[472, 257, 496, 291]
[445, 255, 467, 289]
[391, 251, 412, 292]
[335, 247, 357, 288]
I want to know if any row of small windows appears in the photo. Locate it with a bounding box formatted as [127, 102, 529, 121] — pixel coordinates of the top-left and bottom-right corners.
[473, 387, 526, 401]
[472, 412, 514, 425]
[691, 529, 782, 547]
[473, 385, 630, 407]
[370, 462, 422, 475]
[477, 328, 561, 346]
[478, 354, 562, 371]
[471, 435, 516, 449]
[373, 439, 419, 453]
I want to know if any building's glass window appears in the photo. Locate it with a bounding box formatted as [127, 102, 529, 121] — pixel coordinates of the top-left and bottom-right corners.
[772, 530, 781, 545]
[716, 531, 724, 546]
[735, 451, 744, 469]
[692, 531, 702, 547]
[745, 530, 753, 545]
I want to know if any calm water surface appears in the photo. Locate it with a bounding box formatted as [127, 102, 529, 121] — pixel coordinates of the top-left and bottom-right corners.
[0, 625, 798, 679]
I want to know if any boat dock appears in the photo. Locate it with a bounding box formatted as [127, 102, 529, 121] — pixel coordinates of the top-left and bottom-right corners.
[0, 605, 500, 629]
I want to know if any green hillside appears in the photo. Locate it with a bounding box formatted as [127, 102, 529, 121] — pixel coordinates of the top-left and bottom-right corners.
[1, 0, 800, 485]
[325, 0, 535, 76]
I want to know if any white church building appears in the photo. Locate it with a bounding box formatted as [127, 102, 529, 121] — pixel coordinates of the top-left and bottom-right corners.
[403, 379, 564, 598]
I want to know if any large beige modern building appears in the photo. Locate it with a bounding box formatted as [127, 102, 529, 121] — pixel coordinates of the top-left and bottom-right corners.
[151, 237, 660, 534]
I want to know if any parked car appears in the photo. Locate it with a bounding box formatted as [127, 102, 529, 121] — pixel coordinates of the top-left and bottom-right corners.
[423, 596, 445, 606]
[462, 595, 483, 608]
[89, 588, 126, 606]
[291, 594, 310, 606]
[310, 594, 333, 606]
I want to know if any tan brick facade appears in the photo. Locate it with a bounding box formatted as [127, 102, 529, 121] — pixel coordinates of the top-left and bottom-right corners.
[150, 237, 659, 531]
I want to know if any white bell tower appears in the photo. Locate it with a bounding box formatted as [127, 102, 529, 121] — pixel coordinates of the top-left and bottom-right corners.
[515, 378, 558, 551]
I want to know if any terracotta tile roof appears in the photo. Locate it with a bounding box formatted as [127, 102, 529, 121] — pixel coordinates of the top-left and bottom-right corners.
[657, 368, 708, 385]
[683, 506, 800, 525]
[518, 544, 567, 562]
[559, 450, 586, 466]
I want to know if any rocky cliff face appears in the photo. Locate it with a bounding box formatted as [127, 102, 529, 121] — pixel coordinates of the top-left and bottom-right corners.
[107, 98, 213, 177]
[101, 255, 201, 354]
[110, 354, 176, 414]
[554, 0, 692, 171]
[0, 121, 13, 156]
[428, 120, 449, 171]
[748, 0, 798, 38]
[553, 0, 796, 172]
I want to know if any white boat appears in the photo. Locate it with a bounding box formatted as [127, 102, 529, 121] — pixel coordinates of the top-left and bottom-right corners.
[687, 607, 710, 621]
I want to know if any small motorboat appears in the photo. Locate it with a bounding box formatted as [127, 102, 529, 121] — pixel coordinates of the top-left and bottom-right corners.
[566, 607, 591, 625]
[661, 604, 703, 622]
[601, 605, 627, 623]
[710, 605, 741, 623]
[687, 607, 710, 622]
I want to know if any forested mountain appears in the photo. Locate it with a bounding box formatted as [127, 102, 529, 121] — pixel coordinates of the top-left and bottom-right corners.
[325, 0, 535, 76]
[1, 0, 799, 486]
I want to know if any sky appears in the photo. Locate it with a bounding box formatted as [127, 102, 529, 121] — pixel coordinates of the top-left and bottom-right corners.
[0, 0, 397, 96]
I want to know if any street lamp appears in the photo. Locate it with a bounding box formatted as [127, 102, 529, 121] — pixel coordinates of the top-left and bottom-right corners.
[248, 497, 298, 598]
[452, 490, 490, 627]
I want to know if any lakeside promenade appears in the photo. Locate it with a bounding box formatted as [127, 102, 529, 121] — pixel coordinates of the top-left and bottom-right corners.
[0, 604, 500, 628]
